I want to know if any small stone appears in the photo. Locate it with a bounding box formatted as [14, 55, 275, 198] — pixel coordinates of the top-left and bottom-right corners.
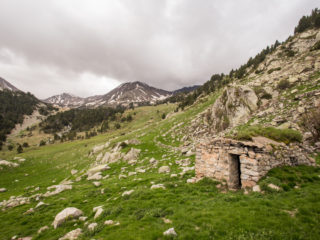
[252, 185, 261, 192]
[38, 226, 49, 234]
[87, 223, 98, 232]
[150, 184, 166, 190]
[158, 166, 170, 173]
[122, 190, 134, 197]
[104, 220, 114, 225]
[71, 169, 78, 175]
[187, 178, 197, 184]
[0, 188, 7, 192]
[93, 181, 101, 187]
[35, 202, 46, 208]
[59, 228, 82, 240]
[79, 216, 87, 221]
[163, 227, 177, 236]
[268, 183, 281, 191]
[94, 207, 104, 220]
[162, 218, 172, 224]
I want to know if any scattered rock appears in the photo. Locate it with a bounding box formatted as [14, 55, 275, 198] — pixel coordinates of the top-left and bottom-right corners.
[59, 228, 82, 240]
[93, 181, 101, 187]
[24, 208, 34, 215]
[170, 174, 178, 178]
[158, 166, 170, 173]
[122, 190, 134, 197]
[163, 228, 177, 236]
[53, 207, 83, 229]
[87, 223, 98, 232]
[150, 184, 166, 190]
[35, 201, 47, 208]
[44, 184, 72, 197]
[104, 220, 114, 225]
[187, 178, 197, 184]
[268, 183, 281, 191]
[0, 188, 7, 192]
[162, 218, 172, 224]
[87, 165, 110, 176]
[252, 185, 261, 192]
[93, 206, 104, 220]
[37, 226, 49, 234]
[71, 169, 78, 175]
[0, 160, 19, 168]
[87, 172, 102, 181]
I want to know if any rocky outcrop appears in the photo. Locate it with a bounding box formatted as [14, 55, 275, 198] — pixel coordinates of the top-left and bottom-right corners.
[205, 86, 258, 133]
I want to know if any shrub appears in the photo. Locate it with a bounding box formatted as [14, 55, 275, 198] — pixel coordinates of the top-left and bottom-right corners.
[300, 108, 320, 142]
[39, 140, 46, 146]
[161, 113, 166, 119]
[115, 123, 121, 129]
[277, 79, 291, 90]
[17, 144, 23, 153]
[267, 67, 281, 74]
[22, 142, 29, 148]
[8, 144, 14, 151]
[311, 40, 320, 51]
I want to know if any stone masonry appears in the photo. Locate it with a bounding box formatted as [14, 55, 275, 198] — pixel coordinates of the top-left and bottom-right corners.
[196, 137, 315, 189]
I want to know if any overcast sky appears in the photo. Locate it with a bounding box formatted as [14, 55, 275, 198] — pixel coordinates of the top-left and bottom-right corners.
[0, 0, 318, 99]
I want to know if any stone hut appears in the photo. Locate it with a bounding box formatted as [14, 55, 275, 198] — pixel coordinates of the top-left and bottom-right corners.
[196, 137, 315, 189]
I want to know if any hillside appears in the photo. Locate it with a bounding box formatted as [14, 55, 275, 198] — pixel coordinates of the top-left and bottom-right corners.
[0, 77, 21, 92]
[0, 10, 320, 240]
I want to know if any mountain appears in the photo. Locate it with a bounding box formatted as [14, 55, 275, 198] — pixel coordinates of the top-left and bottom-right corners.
[100, 81, 171, 107]
[45, 81, 172, 108]
[44, 93, 85, 108]
[0, 77, 21, 92]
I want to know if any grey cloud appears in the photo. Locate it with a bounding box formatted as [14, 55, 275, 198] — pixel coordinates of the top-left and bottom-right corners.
[0, 0, 318, 98]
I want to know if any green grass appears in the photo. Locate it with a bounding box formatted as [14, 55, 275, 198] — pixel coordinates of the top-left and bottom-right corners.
[232, 125, 302, 144]
[0, 92, 319, 240]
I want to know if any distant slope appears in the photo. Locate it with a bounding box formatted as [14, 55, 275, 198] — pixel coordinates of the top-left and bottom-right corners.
[0, 77, 21, 92]
[45, 81, 172, 108]
[44, 93, 85, 108]
[173, 85, 200, 94]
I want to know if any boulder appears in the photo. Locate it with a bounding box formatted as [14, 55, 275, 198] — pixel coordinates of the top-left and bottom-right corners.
[59, 228, 82, 240]
[52, 207, 83, 229]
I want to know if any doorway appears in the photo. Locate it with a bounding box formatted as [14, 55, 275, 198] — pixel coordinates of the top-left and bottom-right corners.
[229, 154, 241, 189]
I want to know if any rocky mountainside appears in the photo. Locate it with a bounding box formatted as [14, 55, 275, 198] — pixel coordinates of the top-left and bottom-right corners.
[0, 77, 21, 92]
[188, 28, 320, 147]
[44, 81, 172, 108]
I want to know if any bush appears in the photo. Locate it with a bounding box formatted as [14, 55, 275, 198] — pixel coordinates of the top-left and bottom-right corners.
[8, 144, 14, 151]
[311, 40, 320, 51]
[161, 113, 166, 119]
[277, 79, 291, 90]
[301, 108, 320, 142]
[17, 144, 23, 153]
[115, 123, 121, 129]
[267, 67, 281, 74]
[22, 142, 29, 148]
[39, 140, 46, 146]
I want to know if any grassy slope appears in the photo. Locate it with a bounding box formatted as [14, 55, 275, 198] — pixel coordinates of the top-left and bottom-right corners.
[0, 92, 319, 240]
